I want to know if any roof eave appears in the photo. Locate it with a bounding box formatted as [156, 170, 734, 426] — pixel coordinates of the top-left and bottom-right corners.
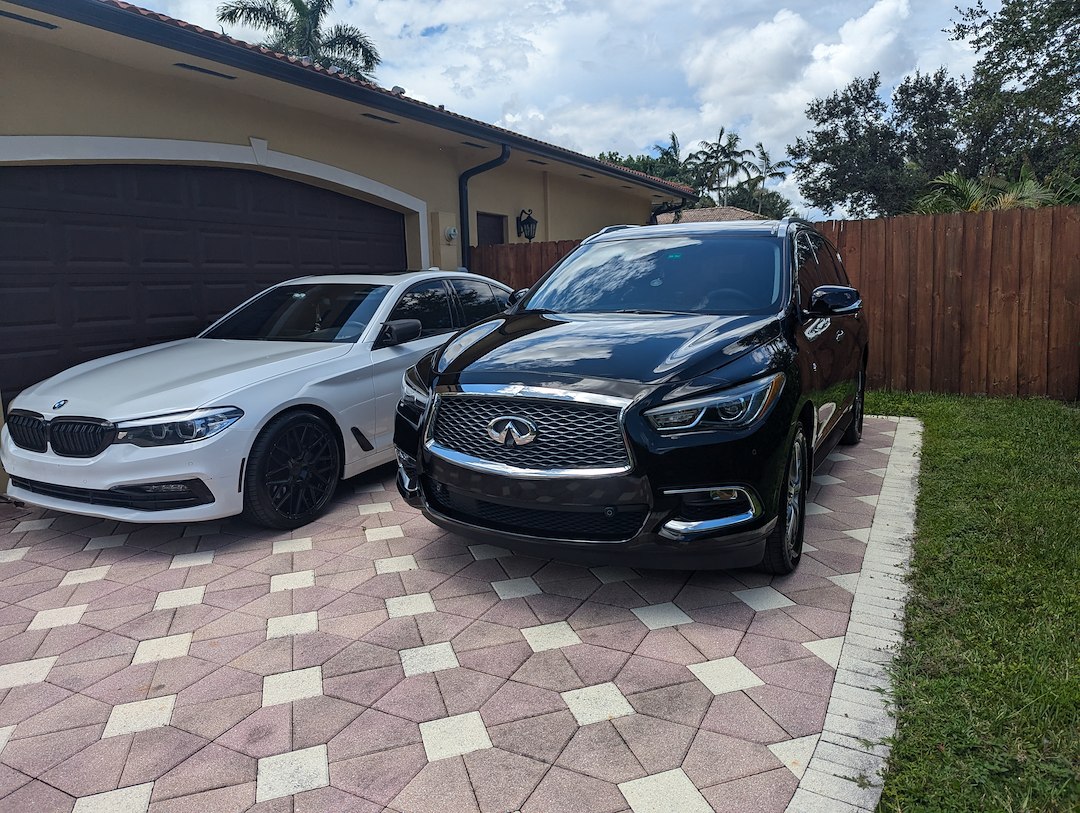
[11, 0, 696, 201]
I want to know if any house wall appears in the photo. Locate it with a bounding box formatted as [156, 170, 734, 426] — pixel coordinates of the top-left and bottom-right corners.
[1, 33, 655, 268]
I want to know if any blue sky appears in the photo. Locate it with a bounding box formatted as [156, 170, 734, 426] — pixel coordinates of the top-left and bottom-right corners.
[158, 1, 991, 215]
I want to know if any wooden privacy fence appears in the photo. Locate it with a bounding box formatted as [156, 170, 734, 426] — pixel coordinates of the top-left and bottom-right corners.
[471, 207, 1080, 401]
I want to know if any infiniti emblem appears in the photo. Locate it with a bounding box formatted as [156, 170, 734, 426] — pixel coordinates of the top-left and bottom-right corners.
[486, 416, 538, 447]
[52, 400, 68, 410]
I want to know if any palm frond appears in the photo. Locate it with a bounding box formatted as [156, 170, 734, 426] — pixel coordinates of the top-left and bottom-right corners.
[321, 23, 380, 71]
[217, 0, 288, 31]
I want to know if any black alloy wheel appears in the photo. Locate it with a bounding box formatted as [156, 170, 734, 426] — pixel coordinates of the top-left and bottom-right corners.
[761, 424, 807, 574]
[841, 367, 866, 446]
[243, 410, 341, 529]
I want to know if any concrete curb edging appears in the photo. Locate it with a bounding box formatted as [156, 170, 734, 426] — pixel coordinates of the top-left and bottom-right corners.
[786, 416, 924, 813]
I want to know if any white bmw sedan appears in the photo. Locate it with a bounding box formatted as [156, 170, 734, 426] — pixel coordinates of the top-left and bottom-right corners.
[1, 271, 510, 528]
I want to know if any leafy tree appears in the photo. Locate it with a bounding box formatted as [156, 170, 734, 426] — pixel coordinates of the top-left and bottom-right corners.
[599, 133, 696, 188]
[745, 143, 793, 215]
[217, 0, 380, 82]
[787, 74, 921, 217]
[891, 68, 963, 182]
[725, 184, 794, 219]
[951, 0, 1080, 178]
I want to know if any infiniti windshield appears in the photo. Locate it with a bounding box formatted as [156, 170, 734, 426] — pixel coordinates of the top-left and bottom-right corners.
[203, 283, 391, 342]
[523, 235, 783, 315]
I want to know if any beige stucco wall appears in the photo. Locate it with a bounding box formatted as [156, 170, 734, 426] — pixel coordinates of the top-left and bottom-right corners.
[1, 30, 659, 267]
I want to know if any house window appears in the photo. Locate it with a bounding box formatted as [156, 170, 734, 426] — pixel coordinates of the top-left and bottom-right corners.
[476, 212, 507, 246]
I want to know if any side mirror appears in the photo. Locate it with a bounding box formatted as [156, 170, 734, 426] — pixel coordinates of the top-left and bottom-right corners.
[808, 285, 861, 317]
[378, 319, 423, 347]
[507, 288, 529, 307]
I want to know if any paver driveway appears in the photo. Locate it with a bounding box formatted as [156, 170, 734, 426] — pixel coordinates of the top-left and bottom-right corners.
[0, 417, 904, 813]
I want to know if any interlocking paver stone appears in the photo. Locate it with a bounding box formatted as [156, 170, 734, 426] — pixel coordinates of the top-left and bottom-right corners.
[132, 633, 191, 664]
[375, 555, 418, 574]
[468, 544, 511, 560]
[0, 656, 57, 689]
[28, 603, 88, 630]
[0, 547, 29, 563]
[153, 586, 205, 611]
[561, 682, 635, 726]
[267, 612, 319, 639]
[419, 711, 492, 761]
[733, 585, 796, 611]
[386, 592, 437, 618]
[169, 551, 214, 569]
[522, 621, 582, 652]
[367, 525, 404, 542]
[256, 744, 329, 801]
[269, 536, 311, 555]
[61, 566, 110, 585]
[619, 768, 712, 813]
[631, 602, 692, 630]
[71, 782, 153, 813]
[270, 570, 315, 591]
[103, 695, 175, 737]
[263, 666, 323, 706]
[85, 534, 129, 551]
[492, 577, 542, 600]
[689, 657, 765, 695]
[401, 642, 459, 676]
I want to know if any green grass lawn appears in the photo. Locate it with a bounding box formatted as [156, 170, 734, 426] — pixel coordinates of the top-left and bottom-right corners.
[867, 392, 1080, 812]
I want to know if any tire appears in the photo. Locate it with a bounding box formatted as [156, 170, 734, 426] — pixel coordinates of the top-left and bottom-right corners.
[242, 410, 341, 529]
[840, 367, 866, 446]
[761, 424, 807, 574]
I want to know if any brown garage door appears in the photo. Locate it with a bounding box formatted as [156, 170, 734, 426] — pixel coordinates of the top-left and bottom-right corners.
[0, 164, 407, 399]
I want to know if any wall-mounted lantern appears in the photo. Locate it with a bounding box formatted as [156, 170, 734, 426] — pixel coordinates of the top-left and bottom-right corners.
[516, 209, 538, 242]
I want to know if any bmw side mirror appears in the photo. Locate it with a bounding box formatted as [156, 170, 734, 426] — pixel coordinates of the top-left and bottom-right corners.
[378, 319, 423, 347]
[808, 285, 861, 317]
[507, 288, 529, 307]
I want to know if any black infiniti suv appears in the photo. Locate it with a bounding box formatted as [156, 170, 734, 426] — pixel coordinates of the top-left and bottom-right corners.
[394, 219, 867, 573]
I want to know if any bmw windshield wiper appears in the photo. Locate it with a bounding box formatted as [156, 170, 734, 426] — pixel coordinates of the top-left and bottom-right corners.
[609, 309, 694, 315]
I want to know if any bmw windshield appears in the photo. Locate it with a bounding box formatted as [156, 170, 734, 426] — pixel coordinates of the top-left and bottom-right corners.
[203, 283, 391, 343]
[522, 236, 783, 315]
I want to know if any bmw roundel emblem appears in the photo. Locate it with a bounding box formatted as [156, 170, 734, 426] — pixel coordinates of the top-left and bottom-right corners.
[52, 399, 68, 410]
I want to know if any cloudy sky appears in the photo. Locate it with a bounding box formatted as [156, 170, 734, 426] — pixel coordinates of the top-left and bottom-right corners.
[156, 0, 990, 215]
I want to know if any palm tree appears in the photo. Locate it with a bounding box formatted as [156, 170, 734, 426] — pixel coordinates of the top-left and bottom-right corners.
[746, 143, 792, 214]
[688, 128, 754, 206]
[218, 0, 380, 82]
[913, 168, 1059, 213]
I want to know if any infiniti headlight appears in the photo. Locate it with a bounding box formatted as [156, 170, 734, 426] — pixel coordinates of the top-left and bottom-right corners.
[645, 373, 785, 432]
[115, 407, 244, 447]
[400, 366, 431, 409]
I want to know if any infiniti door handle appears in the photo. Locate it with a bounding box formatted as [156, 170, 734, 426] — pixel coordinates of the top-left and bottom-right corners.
[834, 330, 845, 342]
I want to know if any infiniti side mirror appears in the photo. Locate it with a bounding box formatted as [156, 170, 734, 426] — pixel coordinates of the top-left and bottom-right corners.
[807, 285, 861, 317]
[506, 288, 529, 307]
[377, 319, 423, 347]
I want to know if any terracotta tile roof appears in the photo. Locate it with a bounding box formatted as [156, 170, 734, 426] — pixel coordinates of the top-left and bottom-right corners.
[656, 205, 765, 224]
[95, 1, 696, 198]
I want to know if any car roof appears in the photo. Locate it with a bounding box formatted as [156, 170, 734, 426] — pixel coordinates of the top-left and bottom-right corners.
[582, 218, 816, 243]
[271, 270, 510, 289]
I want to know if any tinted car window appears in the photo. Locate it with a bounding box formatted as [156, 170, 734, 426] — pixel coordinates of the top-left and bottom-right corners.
[451, 279, 502, 325]
[795, 232, 830, 309]
[817, 239, 850, 286]
[390, 280, 454, 335]
[524, 236, 783, 315]
[203, 283, 391, 342]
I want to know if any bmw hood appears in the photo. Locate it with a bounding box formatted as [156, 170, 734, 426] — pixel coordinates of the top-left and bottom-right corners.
[434, 311, 781, 388]
[12, 339, 352, 420]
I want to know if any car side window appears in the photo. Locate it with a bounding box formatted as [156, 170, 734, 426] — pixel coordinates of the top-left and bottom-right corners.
[794, 232, 828, 311]
[388, 280, 454, 337]
[491, 285, 510, 310]
[817, 239, 851, 286]
[450, 279, 502, 326]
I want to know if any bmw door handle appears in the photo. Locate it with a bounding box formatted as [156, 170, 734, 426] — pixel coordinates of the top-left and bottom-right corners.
[834, 330, 845, 342]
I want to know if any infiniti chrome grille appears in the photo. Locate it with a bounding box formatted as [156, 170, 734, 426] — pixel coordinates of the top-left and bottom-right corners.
[431, 395, 629, 471]
[6, 411, 114, 458]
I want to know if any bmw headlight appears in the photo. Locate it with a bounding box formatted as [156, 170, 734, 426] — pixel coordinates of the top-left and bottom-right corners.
[400, 366, 431, 410]
[115, 407, 244, 447]
[645, 373, 785, 432]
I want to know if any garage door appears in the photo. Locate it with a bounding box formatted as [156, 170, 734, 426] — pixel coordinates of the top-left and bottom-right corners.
[0, 164, 408, 400]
